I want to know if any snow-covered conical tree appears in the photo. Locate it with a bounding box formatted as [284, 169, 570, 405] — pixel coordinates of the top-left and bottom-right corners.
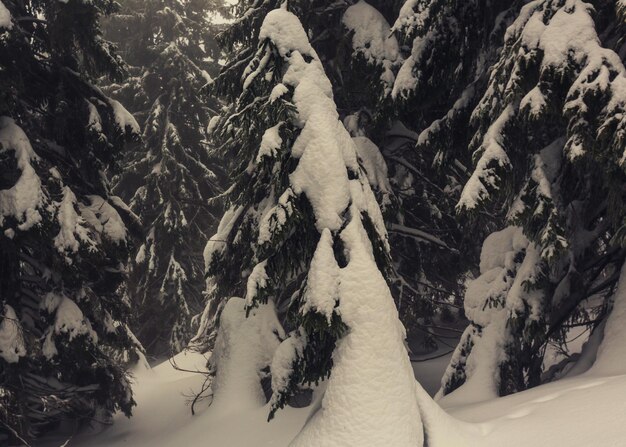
[440, 0, 626, 401]
[103, 0, 224, 357]
[0, 0, 140, 441]
[195, 5, 425, 445]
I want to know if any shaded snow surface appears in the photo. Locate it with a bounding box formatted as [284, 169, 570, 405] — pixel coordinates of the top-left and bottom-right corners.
[64, 347, 626, 447]
[66, 350, 309, 447]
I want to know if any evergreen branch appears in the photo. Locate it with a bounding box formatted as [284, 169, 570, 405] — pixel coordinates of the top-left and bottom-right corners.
[0, 418, 32, 447]
[410, 349, 454, 363]
[387, 156, 447, 195]
[389, 223, 458, 252]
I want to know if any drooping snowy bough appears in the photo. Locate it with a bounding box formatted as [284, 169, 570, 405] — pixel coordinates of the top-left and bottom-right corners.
[0, 0, 142, 440]
[441, 0, 626, 399]
[196, 6, 426, 446]
[437, 226, 543, 403]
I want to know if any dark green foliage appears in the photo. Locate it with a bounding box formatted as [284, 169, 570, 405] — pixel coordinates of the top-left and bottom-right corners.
[0, 0, 140, 442]
[356, 0, 520, 347]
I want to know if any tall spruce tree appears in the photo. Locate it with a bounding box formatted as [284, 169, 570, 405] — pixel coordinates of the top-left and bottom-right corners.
[102, 0, 224, 357]
[0, 0, 140, 442]
[438, 0, 626, 400]
[194, 3, 428, 444]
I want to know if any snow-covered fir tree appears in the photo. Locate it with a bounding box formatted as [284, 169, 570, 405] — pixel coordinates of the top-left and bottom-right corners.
[0, 0, 141, 442]
[194, 4, 431, 444]
[439, 0, 626, 400]
[102, 0, 224, 357]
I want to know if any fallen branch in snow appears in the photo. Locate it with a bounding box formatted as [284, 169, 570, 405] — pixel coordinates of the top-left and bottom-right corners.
[168, 353, 214, 415]
[189, 375, 213, 416]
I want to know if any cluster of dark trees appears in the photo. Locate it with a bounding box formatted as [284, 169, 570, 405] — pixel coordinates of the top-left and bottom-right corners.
[1, 0, 625, 444]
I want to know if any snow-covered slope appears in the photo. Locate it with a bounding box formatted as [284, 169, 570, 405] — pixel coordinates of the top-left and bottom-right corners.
[63, 350, 308, 447]
[442, 373, 626, 447]
[60, 348, 626, 447]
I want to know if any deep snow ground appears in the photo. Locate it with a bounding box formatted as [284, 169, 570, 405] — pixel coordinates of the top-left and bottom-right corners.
[63, 351, 309, 447]
[442, 373, 626, 446]
[54, 348, 626, 447]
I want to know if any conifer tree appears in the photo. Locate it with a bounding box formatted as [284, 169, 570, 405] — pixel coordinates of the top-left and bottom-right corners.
[0, 0, 140, 441]
[439, 0, 626, 400]
[195, 4, 426, 444]
[102, 0, 224, 357]
[334, 0, 518, 345]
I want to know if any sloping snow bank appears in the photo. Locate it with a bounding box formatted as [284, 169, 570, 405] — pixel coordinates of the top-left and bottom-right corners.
[588, 263, 626, 377]
[444, 374, 626, 447]
[64, 350, 309, 447]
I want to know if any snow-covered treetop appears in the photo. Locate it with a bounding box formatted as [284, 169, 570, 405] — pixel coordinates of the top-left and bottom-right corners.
[248, 10, 422, 437]
[242, 5, 389, 287]
[342, 0, 401, 95]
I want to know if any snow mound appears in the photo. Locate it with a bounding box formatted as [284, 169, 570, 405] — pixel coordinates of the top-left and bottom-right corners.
[61, 345, 626, 447]
[209, 297, 284, 416]
[444, 374, 626, 447]
[438, 226, 543, 404]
